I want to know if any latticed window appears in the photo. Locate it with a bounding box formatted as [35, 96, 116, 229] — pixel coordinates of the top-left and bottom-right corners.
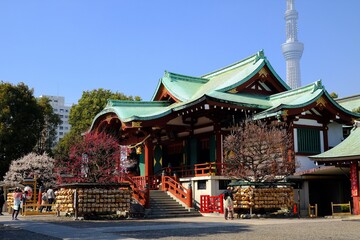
[297, 128, 321, 154]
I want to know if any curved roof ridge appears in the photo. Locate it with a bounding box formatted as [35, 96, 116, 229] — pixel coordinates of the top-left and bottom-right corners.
[107, 99, 171, 107]
[262, 58, 290, 91]
[337, 94, 360, 102]
[269, 80, 323, 100]
[201, 50, 265, 79]
[323, 90, 360, 117]
[165, 71, 209, 83]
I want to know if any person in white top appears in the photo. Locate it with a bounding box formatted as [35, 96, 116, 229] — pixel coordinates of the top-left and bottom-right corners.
[12, 187, 23, 220]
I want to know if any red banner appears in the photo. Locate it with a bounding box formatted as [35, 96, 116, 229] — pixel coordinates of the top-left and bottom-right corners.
[350, 162, 359, 197]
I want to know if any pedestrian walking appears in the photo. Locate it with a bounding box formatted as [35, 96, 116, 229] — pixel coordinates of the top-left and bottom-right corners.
[223, 186, 234, 220]
[46, 187, 55, 211]
[224, 195, 234, 220]
[38, 191, 48, 213]
[22, 191, 28, 205]
[12, 187, 22, 220]
[0, 189, 5, 215]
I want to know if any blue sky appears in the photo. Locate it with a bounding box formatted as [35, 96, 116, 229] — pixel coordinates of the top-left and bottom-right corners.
[1, 1, 359, 105]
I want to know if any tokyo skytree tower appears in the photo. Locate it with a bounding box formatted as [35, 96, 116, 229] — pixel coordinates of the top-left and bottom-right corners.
[282, 0, 304, 89]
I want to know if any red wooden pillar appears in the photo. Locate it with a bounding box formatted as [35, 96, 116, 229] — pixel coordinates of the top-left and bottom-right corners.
[350, 162, 360, 215]
[144, 141, 154, 177]
[186, 185, 193, 208]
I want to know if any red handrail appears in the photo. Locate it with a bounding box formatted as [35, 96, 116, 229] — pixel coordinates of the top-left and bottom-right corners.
[194, 162, 228, 176]
[118, 173, 149, 208]
[195, 162, 217, 176]
[132, 176, 159, 190]
[161, 175, 192, 207]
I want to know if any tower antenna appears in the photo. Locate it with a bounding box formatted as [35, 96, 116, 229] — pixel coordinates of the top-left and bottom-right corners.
[282, 0, 304, 89]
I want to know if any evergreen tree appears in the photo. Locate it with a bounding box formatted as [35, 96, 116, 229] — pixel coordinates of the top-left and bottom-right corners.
[54, 88, 140, 163]
[0, 82, 43, 179]
[33, 97, 61, 155]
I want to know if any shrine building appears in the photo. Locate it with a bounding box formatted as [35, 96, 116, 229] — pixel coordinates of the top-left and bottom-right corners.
[89, 51, 360, 215]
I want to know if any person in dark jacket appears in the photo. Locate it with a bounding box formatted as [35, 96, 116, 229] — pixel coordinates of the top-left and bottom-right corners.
[0, 189, 5, 215]
[223, 186, 234, 200]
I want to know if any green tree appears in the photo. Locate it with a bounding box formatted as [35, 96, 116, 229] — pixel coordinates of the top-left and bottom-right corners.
[69, 88, 140, 135]
[54, 89, 140, 163]
[0, 82, 44, 179]
[33, 97, 61, 155]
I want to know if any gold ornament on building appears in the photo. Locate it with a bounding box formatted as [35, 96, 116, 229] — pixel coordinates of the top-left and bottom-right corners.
[136, 146, 142, 155]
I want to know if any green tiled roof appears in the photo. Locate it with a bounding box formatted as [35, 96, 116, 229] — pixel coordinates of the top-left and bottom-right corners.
[336, 94, 360, 112]
[92, 100, 173, 123]
[90, 50, 359, 131]
[202, 50, 289, 93]
[151, 50, 289, 103]
[206, 91, 271, 110]
[310, 122, 360, 161]
[253, 80, 360, 120]
[151, 71, 209, 102]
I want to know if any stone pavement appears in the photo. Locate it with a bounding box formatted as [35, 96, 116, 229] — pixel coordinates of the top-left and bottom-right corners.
[1, 212, 360, 240]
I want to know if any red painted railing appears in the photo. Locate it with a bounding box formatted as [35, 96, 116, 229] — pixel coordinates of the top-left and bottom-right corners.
[200, 194, 224, 214]
[194, 162, 227, 176]
[161, 175, 192, 207]
[132, 176, 159, 190]
[163, 162, 227, 178]
[118, 163, 228, 208]
[118, 173, 150, 208]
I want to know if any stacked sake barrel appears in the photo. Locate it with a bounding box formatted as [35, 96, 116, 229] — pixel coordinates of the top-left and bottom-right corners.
[55, 183, 132, 216]
[233, 186, 294, 210]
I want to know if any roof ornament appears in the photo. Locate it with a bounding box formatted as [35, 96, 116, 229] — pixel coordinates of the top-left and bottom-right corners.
[311, 80, 323, 93]
[255, 50, 265, 63]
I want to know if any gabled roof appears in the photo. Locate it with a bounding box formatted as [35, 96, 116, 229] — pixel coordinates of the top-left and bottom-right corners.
[90, 50, 359, 131]
[151, 71, 209, 102]
[201, 50, 289, 93]
[253, 80, 360, 120]
[151, 50, 290, 103]
[309, 121, 360, 162]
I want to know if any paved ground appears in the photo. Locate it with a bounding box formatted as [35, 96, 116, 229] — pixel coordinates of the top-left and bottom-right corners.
[1, 212, 360, 240]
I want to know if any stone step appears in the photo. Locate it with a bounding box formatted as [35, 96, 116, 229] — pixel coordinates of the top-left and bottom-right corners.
[146, 190, 201, 219]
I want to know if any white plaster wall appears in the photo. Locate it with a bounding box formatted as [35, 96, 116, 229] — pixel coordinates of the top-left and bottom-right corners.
[327, 122, 344, 148]
[180, 176, 228, 209]
[296, 155, 318, 172]
[296, 119, 322, 127]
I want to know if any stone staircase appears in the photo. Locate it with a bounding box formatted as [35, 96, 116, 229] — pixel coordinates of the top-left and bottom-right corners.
[145, 190, 202, 219]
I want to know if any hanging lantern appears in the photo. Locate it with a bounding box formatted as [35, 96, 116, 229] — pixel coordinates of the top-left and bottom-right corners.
[136, 146, 142, 154]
